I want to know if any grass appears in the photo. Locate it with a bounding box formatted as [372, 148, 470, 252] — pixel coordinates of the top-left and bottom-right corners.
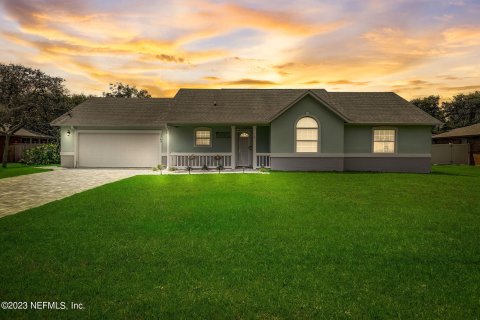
[0, 163, 52, 179]
[0, 165, 479, 319]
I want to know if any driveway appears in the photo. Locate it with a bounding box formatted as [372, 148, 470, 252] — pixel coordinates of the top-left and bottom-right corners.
[0, 169, 149, 218]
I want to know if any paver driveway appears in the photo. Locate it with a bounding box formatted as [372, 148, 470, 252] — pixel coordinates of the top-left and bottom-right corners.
[0, 169, 149, 218]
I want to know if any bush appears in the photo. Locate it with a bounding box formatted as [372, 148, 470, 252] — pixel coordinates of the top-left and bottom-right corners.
[22, 144, 60, 165]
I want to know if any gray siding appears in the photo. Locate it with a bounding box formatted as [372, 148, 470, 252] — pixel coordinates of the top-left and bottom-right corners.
[271, 156, 430, 173]
[60, 155, 74, 168]
[344, 157, 431, 173]
[270, 95, 345, 153]
[271, 157, 343, 171]
[344, 125, 432, 154]
[169, 126, 231, 153]
[60, 127, 74, 152]
[169, 125, 270, 153]
[256, 126, 270, 153]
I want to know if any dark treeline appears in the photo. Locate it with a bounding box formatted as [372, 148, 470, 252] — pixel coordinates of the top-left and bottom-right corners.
[410, 92, 480, 132]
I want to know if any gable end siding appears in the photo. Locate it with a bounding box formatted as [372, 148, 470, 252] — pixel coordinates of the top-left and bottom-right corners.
[270, 95, 345, 153]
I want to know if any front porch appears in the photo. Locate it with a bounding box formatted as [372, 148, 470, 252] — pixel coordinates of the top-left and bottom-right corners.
[166, 125, 271, 169]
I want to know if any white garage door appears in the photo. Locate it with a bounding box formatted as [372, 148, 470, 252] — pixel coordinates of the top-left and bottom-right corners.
[78, 132, 161, 168]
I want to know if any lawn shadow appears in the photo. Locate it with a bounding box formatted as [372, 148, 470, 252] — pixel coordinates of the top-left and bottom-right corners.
[429, 171, 477, 177]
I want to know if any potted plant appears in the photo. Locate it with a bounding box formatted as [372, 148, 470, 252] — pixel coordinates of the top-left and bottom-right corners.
[201, 164, 208, 172]
[214, 154, 223, 170]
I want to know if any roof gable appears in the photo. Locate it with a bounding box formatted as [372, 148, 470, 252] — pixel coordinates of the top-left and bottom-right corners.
[269, 90, 351, 123]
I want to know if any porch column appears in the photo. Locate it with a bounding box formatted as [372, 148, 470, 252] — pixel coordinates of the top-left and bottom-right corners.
[252, 125, 257, 169]
[166, 125, 171, 168]
[231, 125, 236, 168]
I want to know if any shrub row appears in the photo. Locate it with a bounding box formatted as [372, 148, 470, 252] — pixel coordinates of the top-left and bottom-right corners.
[22, 143, 60, 165]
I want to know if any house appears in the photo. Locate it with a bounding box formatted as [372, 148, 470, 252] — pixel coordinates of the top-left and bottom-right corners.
[51, 89, 441, 173]
[0, 128, 55, 162]
[432, 123, 480, 165]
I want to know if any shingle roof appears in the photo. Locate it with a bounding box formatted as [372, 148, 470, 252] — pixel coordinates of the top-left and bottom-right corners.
[51, 89, 441, 126]
[433, 123, 480, 138]
[51, 97, 171, 126]
[325, 92, 441, 124]
[167, 89, 333, 124]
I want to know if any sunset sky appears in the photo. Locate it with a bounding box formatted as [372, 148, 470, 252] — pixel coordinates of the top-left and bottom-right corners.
[1, 0, 479, 99]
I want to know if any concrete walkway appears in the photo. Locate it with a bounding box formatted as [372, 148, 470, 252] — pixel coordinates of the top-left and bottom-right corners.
[0, 169, 149, 218]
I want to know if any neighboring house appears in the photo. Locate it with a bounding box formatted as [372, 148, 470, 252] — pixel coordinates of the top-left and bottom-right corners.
[0, 128, 55, 162]
[432, 123, 480, 166]
[51, 89, 441, 173]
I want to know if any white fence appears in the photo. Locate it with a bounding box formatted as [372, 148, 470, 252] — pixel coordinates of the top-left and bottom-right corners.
[170, 153, 232, 168]
[256, 153, 271, 168]
[431, 144, 469, 165]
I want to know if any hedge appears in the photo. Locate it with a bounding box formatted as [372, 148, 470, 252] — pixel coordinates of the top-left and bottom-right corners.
[22, 143, 60, 165]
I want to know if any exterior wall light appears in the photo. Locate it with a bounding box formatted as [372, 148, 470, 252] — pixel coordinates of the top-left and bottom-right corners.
[66, 130, 71, 136]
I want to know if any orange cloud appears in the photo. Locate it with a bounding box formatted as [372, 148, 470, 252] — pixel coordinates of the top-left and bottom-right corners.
[442, 26, 480, 47]
[222, 78, 277, 85]
[327, 80, 370, 86]
[1, 0, 479, 100]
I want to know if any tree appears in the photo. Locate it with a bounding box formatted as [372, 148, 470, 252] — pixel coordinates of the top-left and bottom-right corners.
[442, 91, 480, 129]
[0, 64, 68, 167]
[27, 93, 90, 138]
[103, 82, 151, 98]
[410, 95, 445, 123]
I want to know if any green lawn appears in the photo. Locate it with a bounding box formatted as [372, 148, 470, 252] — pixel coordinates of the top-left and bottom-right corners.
[0, 166, 479, 319]
[0, 163, 52, 179]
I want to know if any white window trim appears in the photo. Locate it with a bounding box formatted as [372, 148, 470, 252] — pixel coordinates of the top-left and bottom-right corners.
[194, 127, 212, 147]
[295, 115, 320, 153]
[372, 127, 397, 154]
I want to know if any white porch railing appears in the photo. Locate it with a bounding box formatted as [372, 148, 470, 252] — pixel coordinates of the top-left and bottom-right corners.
[170, 153, 233, 168]
[256, 153, 271, 168]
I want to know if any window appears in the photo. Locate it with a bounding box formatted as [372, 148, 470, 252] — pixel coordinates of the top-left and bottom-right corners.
[373, 129, 395, 153]
[296, 117, 318, 152]
[195, 128, 211, 146]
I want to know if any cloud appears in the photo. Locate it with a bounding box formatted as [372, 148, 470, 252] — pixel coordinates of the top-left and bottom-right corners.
[0, 0, 479, 99]
[439, 85, 480, 91]
[155, 54, 185, 63]
[327, 80, 369, 86]
[181, 1, 346, 37]
[437, 75, 460, 80]
[222, 78, 277, 85]
[442, 26, 480, 47]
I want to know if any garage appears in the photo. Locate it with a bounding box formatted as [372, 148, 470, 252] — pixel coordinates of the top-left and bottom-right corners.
[78, 131, 161, 168]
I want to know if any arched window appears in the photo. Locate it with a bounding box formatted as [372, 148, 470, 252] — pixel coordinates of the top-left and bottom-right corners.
[296, 117, 318, 152]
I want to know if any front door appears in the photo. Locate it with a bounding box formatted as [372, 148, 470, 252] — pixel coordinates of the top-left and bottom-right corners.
[237, 131, 252, 167]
